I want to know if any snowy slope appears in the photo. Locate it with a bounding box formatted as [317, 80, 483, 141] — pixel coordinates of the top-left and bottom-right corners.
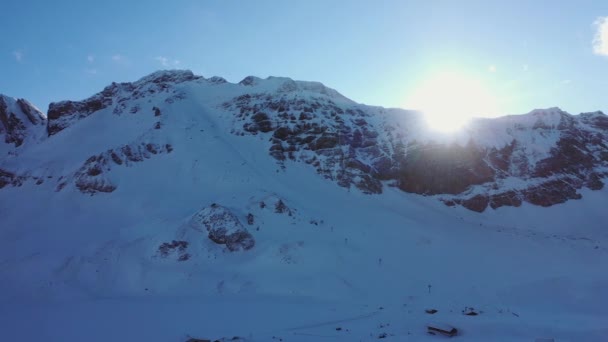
[0, 70, 607, 341]
[3, 70, 606, 210]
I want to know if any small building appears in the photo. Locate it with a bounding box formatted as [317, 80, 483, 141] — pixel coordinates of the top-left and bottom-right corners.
[427, 323, 458, 337]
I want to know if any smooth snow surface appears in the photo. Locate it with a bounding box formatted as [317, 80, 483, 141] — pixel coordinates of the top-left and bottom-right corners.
[0, 73, 607, 341]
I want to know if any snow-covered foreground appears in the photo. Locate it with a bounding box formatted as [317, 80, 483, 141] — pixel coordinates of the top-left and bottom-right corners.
[4, 291, 606, 342]
[1, 72, 607, 341]
[1, 159, 607, 341]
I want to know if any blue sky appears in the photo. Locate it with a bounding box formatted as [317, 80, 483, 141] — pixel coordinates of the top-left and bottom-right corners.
[2, 0, 608, 116]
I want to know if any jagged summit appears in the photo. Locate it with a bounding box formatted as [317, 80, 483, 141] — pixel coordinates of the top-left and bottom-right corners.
[528, 106, 565, 115]
[2, 70, 607, 212]
[0, 94, 46, 153]
[134, 69, 202, 85]
[581, 110, 606, 116]
[44, 70, 354, 137]
[207, 76, 227, 84]
[236, 74, 352, 102]
[238, 75, 262, 86]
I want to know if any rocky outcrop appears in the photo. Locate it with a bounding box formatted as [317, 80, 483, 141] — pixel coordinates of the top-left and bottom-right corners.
[224, 92, 392, 194]
[224, 86, 607, 211]
[47, 97, 111, 136]
[239, 76, 262, 86]
[136, 70, 200, 85]
[437, 113, 608, 212]
[192, 204, 255, 251]
[207, 76, 227, 84]
[488, 191, 522, 209]
[0, 168, 23, 188]
[16, 99, 45, 125]
[3, 71, 607, 212]
[396, 141, 495, 195]
[0, 95, 46, 147]
[47, 70, 201, 136]
[157, 240, 190, 261]
[65, 141, 174, 194]
[447, 173, 607, 212]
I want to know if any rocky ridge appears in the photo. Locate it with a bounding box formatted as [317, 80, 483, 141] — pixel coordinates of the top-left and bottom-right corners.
[1, 70, 607, 213]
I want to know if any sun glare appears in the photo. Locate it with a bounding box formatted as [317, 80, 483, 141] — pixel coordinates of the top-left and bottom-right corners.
[406, 70, 500, 132]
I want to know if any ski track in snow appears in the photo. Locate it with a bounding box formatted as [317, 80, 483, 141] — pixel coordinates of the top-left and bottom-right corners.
[285, 311, 380, 331]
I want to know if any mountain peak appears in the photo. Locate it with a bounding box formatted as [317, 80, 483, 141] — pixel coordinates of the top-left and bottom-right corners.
[0, 94, 46, 151]
[134, 69, 202, 86]
[1, 70, 608, 216]
[239, 75, 263, 86]
[528, 107, 567, 116]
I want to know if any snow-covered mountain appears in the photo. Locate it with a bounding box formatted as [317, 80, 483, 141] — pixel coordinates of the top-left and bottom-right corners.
[1, 70, 607, 341]
[2, 70, 607, 211]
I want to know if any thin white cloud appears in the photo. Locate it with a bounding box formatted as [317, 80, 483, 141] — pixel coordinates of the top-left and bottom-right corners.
[155, 56, 180, 67]
[488, 65, 497, 73]
[155, 56, 169, 66]
[522, 64, 529, 72]
[13, 50, 23, 62]
[85, 68, 98, 75]
[111, 54, 124, 62]
[561, 79, 572, 85]
[593, 16, 608, 56]
[87, 54, 95, 63]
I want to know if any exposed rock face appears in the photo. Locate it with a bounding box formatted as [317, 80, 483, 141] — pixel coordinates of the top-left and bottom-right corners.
[66, 141, 174, 194]
[0, 168, 22, 188]
[461, 195, 491, 213]
[0, 95, 46, 147]
[193, 204, 255, 252]
[488, 191, 522, 209]
[96, 73, 608, 213]
[16, 99, 45, 125]
[224, 91, 390, 194]
[47, 97, 111, 136]
[239, 76, 262, 86]
[157, 240, 190, 261]
[136, 70, 199, 85]
[396, 141, 495, 195]
[224, 88, 608, 211]
[207, 76, 227, 84]
[2, 71, 607, 212]
[434, 110, 608, 211]
[47, 70, 201, 136]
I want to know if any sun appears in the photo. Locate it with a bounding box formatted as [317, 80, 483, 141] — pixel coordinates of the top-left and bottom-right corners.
[405, 70, 500, 132]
